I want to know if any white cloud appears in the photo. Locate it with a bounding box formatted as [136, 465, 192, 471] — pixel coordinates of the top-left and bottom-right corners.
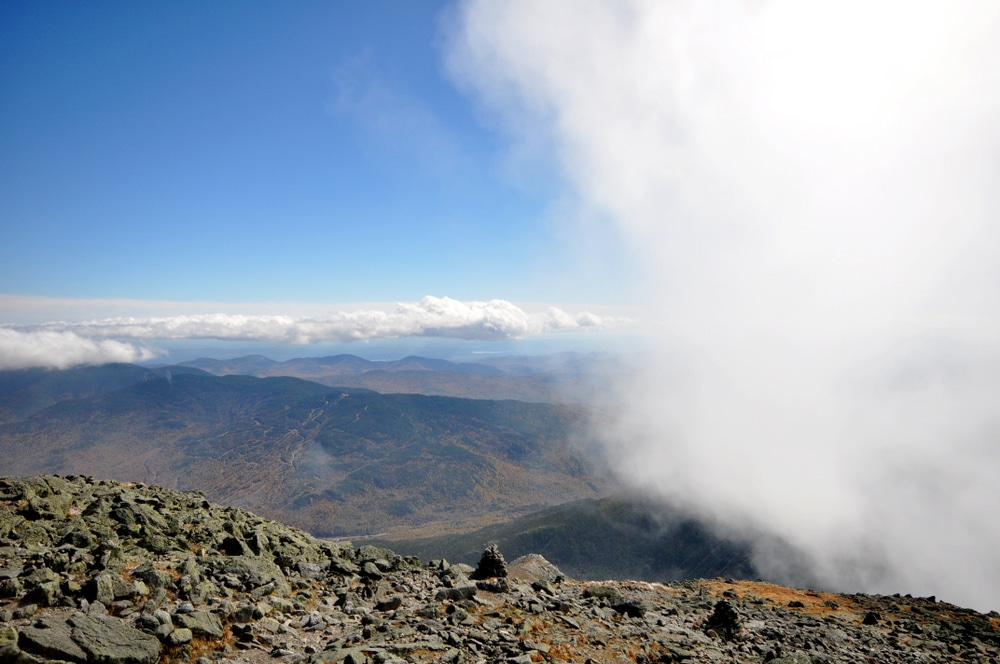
[0, 296, 629, 368]
[449, 0, 1000, 611]
[0, 328, 160, 370]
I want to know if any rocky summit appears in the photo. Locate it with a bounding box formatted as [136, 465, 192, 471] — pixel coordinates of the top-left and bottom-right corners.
[1, 476, 998, 664]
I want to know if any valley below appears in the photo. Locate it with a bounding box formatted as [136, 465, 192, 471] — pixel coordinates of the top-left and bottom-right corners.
[0, 361, 612, 540]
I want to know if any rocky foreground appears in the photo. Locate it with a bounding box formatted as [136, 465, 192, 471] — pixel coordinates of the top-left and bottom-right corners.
[1, 476, 997, 664]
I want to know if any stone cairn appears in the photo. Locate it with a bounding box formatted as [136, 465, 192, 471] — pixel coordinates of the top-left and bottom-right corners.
[469, 543, 507, 580]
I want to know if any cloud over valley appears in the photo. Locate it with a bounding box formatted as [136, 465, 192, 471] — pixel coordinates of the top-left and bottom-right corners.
[0, 296, 625, 369]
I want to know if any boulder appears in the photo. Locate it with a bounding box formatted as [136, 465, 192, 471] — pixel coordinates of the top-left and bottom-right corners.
[209, 555, 288, 593]
[18, 615, 87, 663]
[68, 613, 161, 664]
[175, 610, 224, 638]
[166, 627, 193, 646]
[507, 554, 565, 584]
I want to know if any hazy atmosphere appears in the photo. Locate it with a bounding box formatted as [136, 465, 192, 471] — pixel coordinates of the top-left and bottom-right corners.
[3, 0, 999, 613]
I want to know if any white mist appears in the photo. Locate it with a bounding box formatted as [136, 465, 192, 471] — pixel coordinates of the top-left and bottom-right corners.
[448, 0, 1000, 611]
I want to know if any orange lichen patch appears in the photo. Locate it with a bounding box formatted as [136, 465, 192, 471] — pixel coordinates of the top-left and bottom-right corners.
[696, 579, 862, 618]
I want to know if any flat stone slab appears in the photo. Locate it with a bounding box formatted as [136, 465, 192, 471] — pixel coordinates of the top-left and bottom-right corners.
[175, 609, 224, 637]
[19, 615, 87, 662]
[67, 613, 161, 664]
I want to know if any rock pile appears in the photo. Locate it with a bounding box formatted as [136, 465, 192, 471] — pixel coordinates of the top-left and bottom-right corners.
[1, 475, 998, 663]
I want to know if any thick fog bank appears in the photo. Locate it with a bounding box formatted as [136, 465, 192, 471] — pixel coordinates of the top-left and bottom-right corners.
[448, 0, 1000, 611]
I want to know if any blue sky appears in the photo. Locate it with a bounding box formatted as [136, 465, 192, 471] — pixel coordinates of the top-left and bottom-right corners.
[1, 1, 638, 363]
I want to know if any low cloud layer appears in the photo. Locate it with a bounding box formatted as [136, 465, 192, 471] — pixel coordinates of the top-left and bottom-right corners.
[0, 296, 624, 369]
[450, 0, 1000, 611]
[0, 329, 160, 370]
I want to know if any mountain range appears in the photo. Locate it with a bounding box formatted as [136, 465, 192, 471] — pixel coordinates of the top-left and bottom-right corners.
[174, 352, 623, 404]
[0, 361, 612, 539]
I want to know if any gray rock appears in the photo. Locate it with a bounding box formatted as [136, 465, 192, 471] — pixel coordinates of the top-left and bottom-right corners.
[21, 566, 59, 587]
[611, 598, 647, 618]
[0, 624, 18, 648]
[361, 561, 384, 579]
[376, 596, 403, 612]
[27, 579, 62, 606]
[3, 476, 997, 664]
[435, 585, 477, 602]
[297, 561, 329, 580]
[84, 573, 133, 605]
[13, 604, 39, 619]
[132, 564, 175, 590]
[582, 585, 621, 600]
[67, 612, 162, 664]
[18, 615, 87, 663]
[232, 605, 256, 623]
[770, 655, 813, 664]
[210, 555, 288, 592]
[0, 577, 24, 597]
[330, 559, 360, 575]
[166, 627, 193, 646]
[175, 610, 224, 638]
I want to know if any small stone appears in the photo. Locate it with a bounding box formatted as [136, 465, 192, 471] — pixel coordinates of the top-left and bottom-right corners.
[0, 577, 23, 598]
[611, 598, 647, 618]
[174, 610, 224, 638]
[167, 627, 193, 646]
[14, 603, 39, 619]
[376, 596, 403, 612]
[583, 585, 621, 600]
[435, 585, 477, 602]
[361, 562, 383, 579]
